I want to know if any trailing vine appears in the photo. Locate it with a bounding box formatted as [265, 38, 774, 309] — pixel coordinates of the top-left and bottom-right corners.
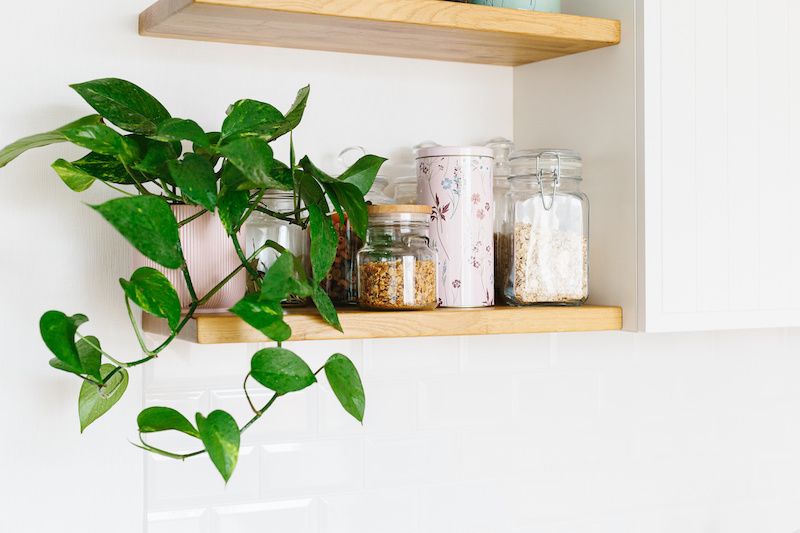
[0, 78, 384, 482]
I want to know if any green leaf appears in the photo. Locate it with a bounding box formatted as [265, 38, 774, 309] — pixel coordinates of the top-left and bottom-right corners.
[51, 159, 95, 192]
[79, 364, 129, 433]
[120, 267, 181, 331]
[138, 406, 200, 438]
[295, 170, 328, 213]
[334, 182, 369, 240]
[218, 138, 276, 189]
[250, 347, 316, 394]
[48, 335, 101, 380]
[260, 252, 295, 302]
[153, 118, 209, 147]
[71, 152, 142, 185]
[269, 85, 310, 141]
[0, 115, 103, 168]
[61, 124, 139, 163]
[132, 137, 180, 178]
[196, 410, 240, 483]
[229, 294, 291, 342]
[167, 154, 218, 211]
[217, 166, 250, 235]
[312, 286, 342, 332]
[70, 78, 171, 135]
[339, 155, 387, 195]
[40, 311, 88, 374]
[324, 353, 365, 423]
[267, 159, 295, 190]
[221, 99, 284, 143]
[92, 196, 183, 269]
[307, 204, 337, 282]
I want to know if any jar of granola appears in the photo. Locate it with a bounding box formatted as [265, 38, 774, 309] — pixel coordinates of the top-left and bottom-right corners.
[357, 205, 438, 310]
[504, 150, 589, 305]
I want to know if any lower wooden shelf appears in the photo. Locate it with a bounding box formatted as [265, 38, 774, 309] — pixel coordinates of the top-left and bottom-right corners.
[142, 305, 622, 344]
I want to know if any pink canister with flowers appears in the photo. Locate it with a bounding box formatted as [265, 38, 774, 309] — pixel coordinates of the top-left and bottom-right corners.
[416, 146, 495, 307]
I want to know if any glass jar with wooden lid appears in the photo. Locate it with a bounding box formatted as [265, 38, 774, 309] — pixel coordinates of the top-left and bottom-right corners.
[357, 204, 438, 310]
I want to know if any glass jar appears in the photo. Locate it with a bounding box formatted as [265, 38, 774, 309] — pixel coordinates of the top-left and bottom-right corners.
[357, 205, 438, 310]
[244, 190, 309, 305]
[325, 179, 395, 306]
[504, 150, 589, 305]
[485, 137, 515, 301]
[391, 174, 418, 204]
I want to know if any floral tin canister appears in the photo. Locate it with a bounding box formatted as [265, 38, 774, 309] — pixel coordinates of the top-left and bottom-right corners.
[417, 146, 495, 307]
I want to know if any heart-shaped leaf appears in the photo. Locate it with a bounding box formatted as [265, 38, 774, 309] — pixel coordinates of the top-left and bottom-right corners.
[250, 347, 316, 394]
[71, 152, 142, 185]
[153, 118, 209, 148]
[307, 204, 337, 282]
[221, 99, 284, 143]
[324, 353, 365, 423]
[79, 364, 129, 433]
[230, 294, 291, 342]
[268, 85, 310, 141]
[138, 406, 200, 438]
[218, 138, 276, 189]
[217, 169, 249, 235]
[260, 252, 296, 302]
[40, 311, 88, 374]
[70, 78, 171, 135]
[48, 335, 102, 380]
[311, 287, 342, 333]
[61, 124, 139, 163]
[51, 159, 95, 192]
[167, 153, 218, 212]
[0, 115, 103, 168]
[339, 155, 387, 195]
[92, 196, 183, 269]
[120, 267, 181, 331]
[132, 137, 180, 178]
[196, 410, 240, 483]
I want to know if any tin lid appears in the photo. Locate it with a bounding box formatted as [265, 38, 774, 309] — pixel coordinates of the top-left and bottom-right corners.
[416, 146, 494, 159]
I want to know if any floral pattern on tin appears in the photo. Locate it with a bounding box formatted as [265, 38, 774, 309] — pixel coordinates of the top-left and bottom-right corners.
[418, 153, 494, 307]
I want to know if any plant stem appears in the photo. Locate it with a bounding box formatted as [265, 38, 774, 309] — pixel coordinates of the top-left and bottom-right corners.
[231, 232, 261, 280]
[125, 297, 154, 356]
[236, 190, 265, 233]
[101, 181, 136, 197]
[179, 209, 208, 227]
[180, 262, 198, 303]
[242, 373, 259, 415]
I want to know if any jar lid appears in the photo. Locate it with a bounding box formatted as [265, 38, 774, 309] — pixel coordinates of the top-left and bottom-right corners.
[368, 204, 431, 215]
[510, 149, 582, 179]
[416, 146, 494, 159]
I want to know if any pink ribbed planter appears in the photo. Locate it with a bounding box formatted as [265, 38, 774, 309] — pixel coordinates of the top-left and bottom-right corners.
[132, 205, 247, 313]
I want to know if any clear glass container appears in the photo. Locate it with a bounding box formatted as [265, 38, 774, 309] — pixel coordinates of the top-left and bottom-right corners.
[325, 180, 395, 306]
[391, 175, 418, 204]
[357, 205, 438, 310]
[503, 150, 589, 305]
[244, 190, 309, 305]
[485, 137, 515, 301]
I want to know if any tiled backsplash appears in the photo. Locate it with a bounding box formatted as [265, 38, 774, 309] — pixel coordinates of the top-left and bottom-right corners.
[144, 329, 800, 532]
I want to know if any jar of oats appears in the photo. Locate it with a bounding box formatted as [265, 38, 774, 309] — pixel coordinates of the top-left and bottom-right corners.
[504, 150, 589, 306]
[357, 205, 438, 311]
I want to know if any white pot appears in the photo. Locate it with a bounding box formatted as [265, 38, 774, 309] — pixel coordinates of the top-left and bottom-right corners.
[132, 204, 247, 313]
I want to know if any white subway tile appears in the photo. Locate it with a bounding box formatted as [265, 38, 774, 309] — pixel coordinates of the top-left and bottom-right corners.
[363, 337, 459, 379]
[361, 378, 417, 434]
[144, 341, 257, 389]
[260, 438, 364, 496]
[213, 499, 317, 533]
[147, 446, 260, 509]
[364, 431, 458, 488]
[460, 333, 552, 373]
[148, 508, 209, 533]
[210, 387, 317, 444]
[320, 488, 417, 533]
[419, 375, 514, 429]
[554, 330, 636, 370]
[513, 371, 601, 430]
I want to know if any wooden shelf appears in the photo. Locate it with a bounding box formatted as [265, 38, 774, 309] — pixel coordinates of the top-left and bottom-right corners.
[142, 305, 622, 344]
[139, 0, 620, 66]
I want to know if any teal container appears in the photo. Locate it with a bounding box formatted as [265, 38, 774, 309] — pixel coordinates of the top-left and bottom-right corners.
[470, 0, 561, 12]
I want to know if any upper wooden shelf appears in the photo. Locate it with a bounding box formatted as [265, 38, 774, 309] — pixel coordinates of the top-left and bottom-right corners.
[139, 0, 621, 66]
[142, 305, 622, 344]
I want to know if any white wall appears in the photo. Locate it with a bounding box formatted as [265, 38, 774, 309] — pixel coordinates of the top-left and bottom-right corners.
[3, 1, 800, 533]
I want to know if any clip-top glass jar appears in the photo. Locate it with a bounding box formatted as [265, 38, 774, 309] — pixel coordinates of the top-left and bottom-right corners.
[357, 205, 438, 310]
[244, 190, 309, 305]
[504, 150, 589, 305]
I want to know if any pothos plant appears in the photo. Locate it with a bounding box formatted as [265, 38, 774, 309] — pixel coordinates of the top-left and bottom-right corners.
[0, 78, 385, 482]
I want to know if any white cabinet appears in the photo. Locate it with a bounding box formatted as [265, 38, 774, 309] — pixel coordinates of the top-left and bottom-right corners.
[515, 0, 800, 332]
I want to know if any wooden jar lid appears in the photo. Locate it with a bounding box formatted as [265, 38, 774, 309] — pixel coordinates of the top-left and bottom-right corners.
[368, 204, 432, 215]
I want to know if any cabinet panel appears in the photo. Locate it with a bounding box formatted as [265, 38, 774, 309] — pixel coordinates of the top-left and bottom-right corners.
[645, 0, 800, 330]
